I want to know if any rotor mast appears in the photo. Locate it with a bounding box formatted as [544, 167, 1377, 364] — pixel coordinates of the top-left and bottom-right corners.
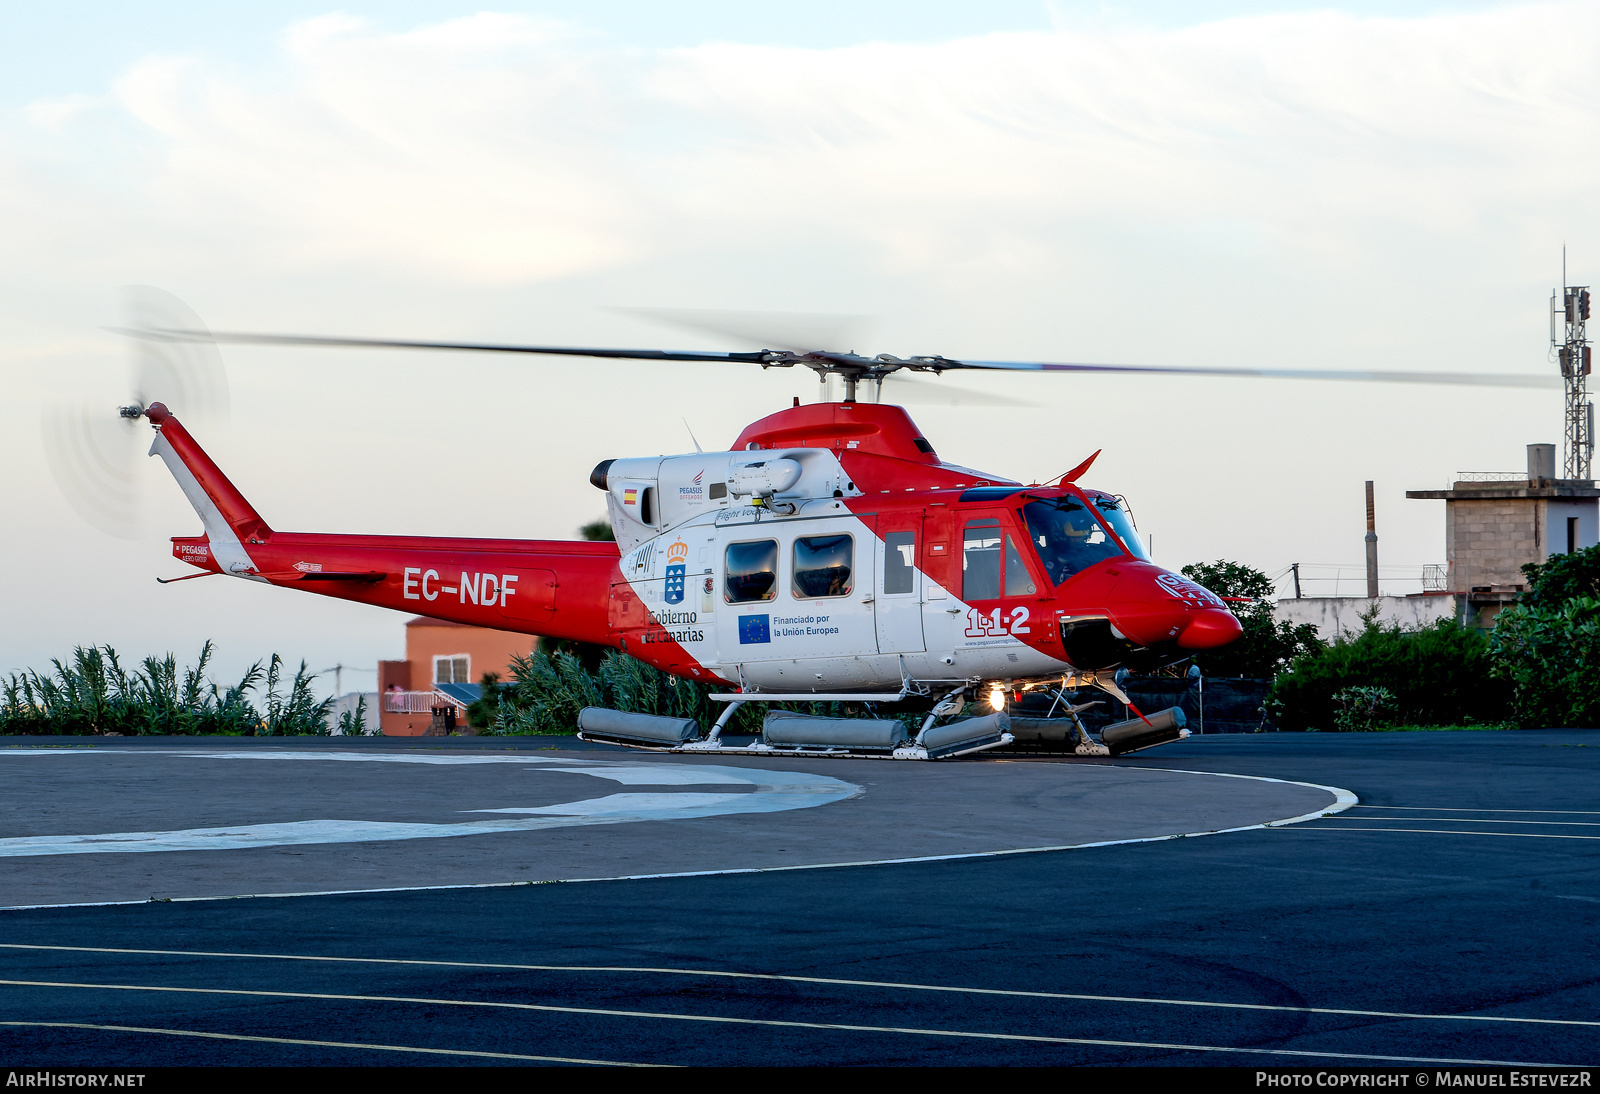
[766, 351, 957, 403]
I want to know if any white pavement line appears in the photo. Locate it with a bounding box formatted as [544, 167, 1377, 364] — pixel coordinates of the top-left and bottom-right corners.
[0, 768, 1356, 909]
[0, 1020, 651, 1066]
[1355, 806, 1600, 815]
[1328, 817, 1600, 827]
[3, 943, 1597, 1031]
[0, 979, 1574, 1068]
[0, 749, 584, 765]
[1289, 827, 1600, 841]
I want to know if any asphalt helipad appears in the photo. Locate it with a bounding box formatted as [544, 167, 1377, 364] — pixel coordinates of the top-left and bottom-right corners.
[0, 738, 1346, 907]
[4, 731, 1597, 1068]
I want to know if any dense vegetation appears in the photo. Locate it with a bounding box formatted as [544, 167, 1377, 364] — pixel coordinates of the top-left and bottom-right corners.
[1486, 545, 1600, 727]
[1266, 545, 1600, 730]
[0, 642, 354, 736]
[1516, 544, 1600, 610]
[1266, 614, 1509, 731]
[1489, 598, 1600, 728]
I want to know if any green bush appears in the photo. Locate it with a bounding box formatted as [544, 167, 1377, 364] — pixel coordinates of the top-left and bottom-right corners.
[1267, 618, 1509, 731]
[1488, 597, 1600, 728]
[1331, 685, 1398, 732]
[1519, 544, 1600, 610]
[336, 695, 370, 736]
[0, 642, 334, 736]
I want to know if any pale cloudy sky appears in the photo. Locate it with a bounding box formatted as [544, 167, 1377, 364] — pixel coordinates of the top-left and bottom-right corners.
[2, 1, 1595, 692]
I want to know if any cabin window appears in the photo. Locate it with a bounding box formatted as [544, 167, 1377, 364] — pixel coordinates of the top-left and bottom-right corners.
[434, 655, 470, 685]
[962, 519, 1002, 600]
[883, 531, 916, 594]
[792, 534, 854, 599]
[725, 539, 778, 603]
[1021, 494, 1126, 585]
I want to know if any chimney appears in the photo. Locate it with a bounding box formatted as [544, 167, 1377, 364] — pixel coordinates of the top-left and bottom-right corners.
[1528, 443, 1556, 485]
[1365, 481, 1379, 599]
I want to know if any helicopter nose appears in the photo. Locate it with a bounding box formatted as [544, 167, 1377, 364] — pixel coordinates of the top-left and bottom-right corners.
[1176, 608, 1244, 650]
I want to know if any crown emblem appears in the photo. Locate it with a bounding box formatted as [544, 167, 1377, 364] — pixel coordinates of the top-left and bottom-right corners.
[666, 539, 689, 563]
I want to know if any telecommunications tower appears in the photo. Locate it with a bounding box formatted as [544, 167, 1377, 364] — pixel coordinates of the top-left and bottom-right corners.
[1553, 256, 1594, 479]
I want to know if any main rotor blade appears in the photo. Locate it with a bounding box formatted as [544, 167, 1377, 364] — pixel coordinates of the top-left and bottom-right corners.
[942, 358, 1562, 389]
[119, 324, 1563, 389]
[617, 307, 874, 356]
[120, 328, 773, 366]
[880, 376, 1037, 408]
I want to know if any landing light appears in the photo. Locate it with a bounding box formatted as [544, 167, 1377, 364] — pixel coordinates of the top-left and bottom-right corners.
[987, 686, 1006, 712]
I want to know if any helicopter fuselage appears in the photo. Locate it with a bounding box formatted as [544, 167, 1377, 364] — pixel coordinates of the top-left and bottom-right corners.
[147, 399, 1241, 699]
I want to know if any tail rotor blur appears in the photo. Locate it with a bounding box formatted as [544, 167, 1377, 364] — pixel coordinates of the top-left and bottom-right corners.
[43, 287, 230, 539]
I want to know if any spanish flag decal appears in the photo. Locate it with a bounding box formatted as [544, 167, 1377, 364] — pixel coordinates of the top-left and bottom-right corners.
[624, 489, 637, 505]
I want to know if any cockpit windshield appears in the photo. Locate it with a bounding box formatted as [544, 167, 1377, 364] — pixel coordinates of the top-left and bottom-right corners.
[1020, 492, 1132, 585]
[1090, 494, 1149, 561]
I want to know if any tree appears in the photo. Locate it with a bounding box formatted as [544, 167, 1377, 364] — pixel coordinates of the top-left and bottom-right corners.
[1519, 544, 1600, 610]
[1490, 597, 1600, 727]
[579, 518, 615, 542]
[1179, 561, 1323, 678]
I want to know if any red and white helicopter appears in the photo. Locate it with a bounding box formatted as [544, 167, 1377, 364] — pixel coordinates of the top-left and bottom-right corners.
[50, 294, 1559, 759]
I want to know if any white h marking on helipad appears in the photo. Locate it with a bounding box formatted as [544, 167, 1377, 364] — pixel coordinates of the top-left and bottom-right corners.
[0, 752, 858, 857]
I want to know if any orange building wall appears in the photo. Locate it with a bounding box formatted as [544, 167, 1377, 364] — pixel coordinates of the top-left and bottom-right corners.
[379, 617, 539, 736]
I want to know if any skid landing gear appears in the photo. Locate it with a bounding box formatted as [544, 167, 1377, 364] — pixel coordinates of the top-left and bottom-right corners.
[575, 692, 1014, 760]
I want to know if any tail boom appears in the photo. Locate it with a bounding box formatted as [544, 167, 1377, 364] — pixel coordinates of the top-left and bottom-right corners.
[151, 404, 621, 646]
[177, 531, 621, 644]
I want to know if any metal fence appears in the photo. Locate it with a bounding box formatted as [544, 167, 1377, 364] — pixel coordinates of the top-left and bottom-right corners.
[382, 689, 464, 714]
[1068, 676, 1274, 735]
[1452, 471, 1527, 483]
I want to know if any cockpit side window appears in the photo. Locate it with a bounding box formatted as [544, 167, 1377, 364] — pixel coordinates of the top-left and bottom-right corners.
[1004, 535, 1037, 596]
[962, 519, 1002, 601]
[1021, 494, 1126, 585]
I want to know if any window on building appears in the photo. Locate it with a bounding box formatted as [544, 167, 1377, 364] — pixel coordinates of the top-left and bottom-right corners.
[793, 534, 854, 598]
[434, 655, 470, 685]
[725, 540, 778, 603]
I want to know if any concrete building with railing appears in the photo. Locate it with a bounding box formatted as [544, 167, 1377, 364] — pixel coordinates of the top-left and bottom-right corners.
[1406, 444, 1600, 627]
[377, 617, 538, 735]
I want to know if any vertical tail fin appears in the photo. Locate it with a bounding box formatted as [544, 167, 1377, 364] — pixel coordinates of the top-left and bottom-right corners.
[145, 402, 272, 578]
